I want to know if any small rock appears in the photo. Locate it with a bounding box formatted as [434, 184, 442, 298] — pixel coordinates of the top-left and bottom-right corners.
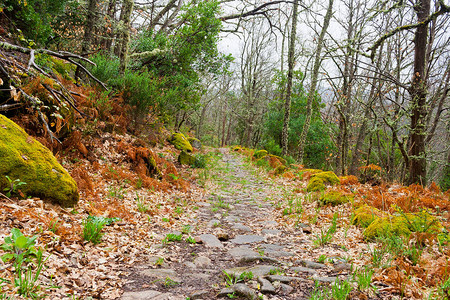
[313, 276, 338, 283]
[232, 223, 252, 232]
[193, 256, 211, 268]
[297, 223, 312, 234]
[300, 260, 326, 269]
[230, 234, 265, 244]
[121, 290, 162, 300]
[218, 287, 235, 297]
[184, 261, 196, 269]
[279, 283, 294, 295]
[291, 266, 317, 275]
[233, 283, 257, 299]
[199, 234, 223, 248]
[189, 290, 209, 300]
[238, 255, 280, 264]
[333, 262, 352, 272]
[257, 277, 276, 294]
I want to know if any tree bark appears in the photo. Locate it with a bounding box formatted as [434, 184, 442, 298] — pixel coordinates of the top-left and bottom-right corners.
[118, 0, 134, 74]
[281, 0, 299, 156]
[76, 0, 99, 80]
[408, 0, 430, 185]
[297, 0, 333, 164]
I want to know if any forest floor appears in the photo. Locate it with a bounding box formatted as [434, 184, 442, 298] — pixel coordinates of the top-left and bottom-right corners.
[0, 135, 449, 300]
[119, 148, 397, 300]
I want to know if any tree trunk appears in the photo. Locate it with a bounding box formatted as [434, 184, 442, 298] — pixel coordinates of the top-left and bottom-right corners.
[118, 0, 134, 74]
[76, 0, 99, 80]
[281, 0, 299, 156]
[408, 0, 430, 185]
[297, 0, 333, 164]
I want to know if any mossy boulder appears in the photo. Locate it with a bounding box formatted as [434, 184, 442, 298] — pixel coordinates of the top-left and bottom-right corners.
[0, 114, 79, 207]
[312, 171, 340, 185]
[318, 191, 353, 206]
[352, 205, 383, 228]
[169, 133, 193, 152]
[364, 216, 411, 240]
[232, 146, 242, 152]
[253, 150, 268, 159]
[306, 177, 325, 192]
[187, 137, 202, 150]
[178, 150, 195, 166]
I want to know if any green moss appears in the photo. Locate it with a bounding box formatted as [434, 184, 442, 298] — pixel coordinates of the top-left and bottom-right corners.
[0, 114, 78, 207]
[253, 150, 268, 159]
[312, 171, 340, 185]
[364, 216, 411, 240]
[318, 191, 353, 206]
[187, 137, 202, 150]
[50, 57, 75, 81]
[306, 177, 325, 192]
[352, 205, 382, 228]
[178, 150, 195, 166]
[169, 133, 193, 152]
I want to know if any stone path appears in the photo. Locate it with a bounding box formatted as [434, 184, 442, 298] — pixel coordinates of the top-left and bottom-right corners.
[121, 149, 344, 299]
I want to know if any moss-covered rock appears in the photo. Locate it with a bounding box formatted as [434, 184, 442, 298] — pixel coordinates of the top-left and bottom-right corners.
[352, 205, 383, 228]
[169, 133, 193, 152]
[178, 150, 195, 166]
[232, 146, 242, 152]
[364, 216, 411, 240]
[312, 171, 340, 185]
[0, 114, 79, 207]
[306, 177, 325, 192]
[318, 191, 353, 206]
[187, 137, 202, 150]
[253, 150, 268, 159]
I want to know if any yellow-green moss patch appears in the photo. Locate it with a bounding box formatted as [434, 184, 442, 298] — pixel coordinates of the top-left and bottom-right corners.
[178, 150, 195, 166]
[274, 165, 287, 176]
[352, 205, 383, 228]
[312, 171, 340, 185]
[306, 177, 325, 192]
[253, 150, 268, 159]
[169, 133, 193, 152]
[187, 137, 202, 150]
[364, 216, 411, 240]
[401, 211, 442, 234]
[0, 114, 79, 207]
[318, 191, 353, 206]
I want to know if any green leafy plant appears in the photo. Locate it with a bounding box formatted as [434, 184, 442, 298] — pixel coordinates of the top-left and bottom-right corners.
[185, 236, 196, 244]
[3, 176, 27, 197]
[317, 254, 327, 264]
[154, 257, 164, 266]
[82, 216, 119, 244]
[163, 277, 179, 287]
[135, 192, 149, 213]
[353, 267, 375, 291]
[309, 281, 330, 300]
[162, 233, 183, 244]
[0, 228, 49, 298]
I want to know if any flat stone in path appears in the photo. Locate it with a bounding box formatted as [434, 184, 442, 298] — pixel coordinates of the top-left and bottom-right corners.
[266, 275, 306, 283]
[224, 265, 279, 278]
[262, 229, 281, 235]
[230, 234, 265, 244]
[257, 277, 276, 294]
[198, 234, 223, 248]
[218, 283, 257, 299]
[228, 246, 258, 259]
[231, 223, 252, 232]
[291, 266, 318, 275]
[313, 276, 338, 283]
[300, 260, 327, 269]
[139, 269, 182, 283]
[122, 290, 184, 300]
